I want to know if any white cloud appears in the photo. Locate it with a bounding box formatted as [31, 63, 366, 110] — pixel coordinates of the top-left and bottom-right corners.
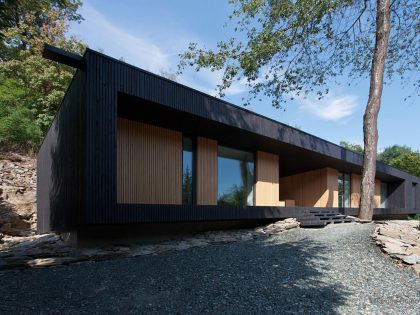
[72, 3, 249, 97]
[75, 3, 170, 72]
[297, 94, 358, 122]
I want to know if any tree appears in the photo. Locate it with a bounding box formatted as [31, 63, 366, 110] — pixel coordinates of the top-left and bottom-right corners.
[340, 141, 364, 155]
[389, 153, 420, 177]
[179, 0, 419, 221]
[0, 0, 85, 149]
[378, 145, 413, 164]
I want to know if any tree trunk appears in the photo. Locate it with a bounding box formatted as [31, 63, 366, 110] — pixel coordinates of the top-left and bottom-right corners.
[358, 0, 391, 221]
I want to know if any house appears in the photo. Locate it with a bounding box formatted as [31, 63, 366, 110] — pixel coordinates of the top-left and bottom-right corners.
[37, 45, 420, 238]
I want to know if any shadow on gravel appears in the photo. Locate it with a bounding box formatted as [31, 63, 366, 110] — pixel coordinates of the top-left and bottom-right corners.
[0, 236, 348, 314]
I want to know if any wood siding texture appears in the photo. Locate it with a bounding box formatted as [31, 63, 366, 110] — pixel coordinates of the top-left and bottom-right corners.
[351, 174, 381, 208]
[279, 167, 338, 207]
[196, 137, 218, 205]
[117, 118, 182, 204]
[351, 174, 361, 208]
[255, 151, 280, 206]
[374, 179, 381, 208]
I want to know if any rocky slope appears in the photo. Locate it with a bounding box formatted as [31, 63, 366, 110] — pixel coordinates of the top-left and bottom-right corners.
[0, 151, 36, 237]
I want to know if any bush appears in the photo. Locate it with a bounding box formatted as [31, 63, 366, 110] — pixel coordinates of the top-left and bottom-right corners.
[0, 106, 42, 149]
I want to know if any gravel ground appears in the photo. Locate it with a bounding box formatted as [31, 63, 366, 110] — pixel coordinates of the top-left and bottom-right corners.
[0, 223, 419, 315]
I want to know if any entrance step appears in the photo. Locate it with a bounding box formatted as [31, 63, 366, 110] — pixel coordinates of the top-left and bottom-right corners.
[296, 209, 356, 227]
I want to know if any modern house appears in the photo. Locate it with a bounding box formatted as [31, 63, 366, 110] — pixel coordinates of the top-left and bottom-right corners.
[37, 45, 420, 236]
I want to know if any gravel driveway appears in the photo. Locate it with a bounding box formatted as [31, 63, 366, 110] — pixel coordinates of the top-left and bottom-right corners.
[1, 223, 419, 314]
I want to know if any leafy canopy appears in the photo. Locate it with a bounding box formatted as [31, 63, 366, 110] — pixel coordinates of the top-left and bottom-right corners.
[0, 0, 85, 150]
[340, 141, 364, 154]
[341, 142, 420, 177]
[179, 0, 419, 107]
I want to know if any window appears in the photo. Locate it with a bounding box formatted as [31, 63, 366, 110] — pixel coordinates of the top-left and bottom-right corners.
[338, 172, 351, 208]
[413, 183, 417, 209]
[217, 146, 254, 206]
[380, 182, 388, 208]
[182, 137, 194, 205]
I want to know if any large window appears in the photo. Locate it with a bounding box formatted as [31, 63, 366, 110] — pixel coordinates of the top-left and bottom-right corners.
[217, 146, 254, 206]
[338, 172, 351, 208]
[380, 182, 388, 208]
[182, 137, 194, 205]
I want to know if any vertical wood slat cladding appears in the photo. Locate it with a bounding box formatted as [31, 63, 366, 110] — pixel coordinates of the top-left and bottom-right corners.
[196, 137, 218, 205]
[350, 174, 381, 208]
[374, 179, 381, 208]
[351, 174, 361, 208]
[325, 168, 339, 207]
[255, 151, 280, 206]
[279, 167, 338, 207]
[117, 118, 182, 204]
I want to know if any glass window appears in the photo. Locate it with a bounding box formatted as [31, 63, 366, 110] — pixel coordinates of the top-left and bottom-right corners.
[217, 146, 254, 206]
[413, 183, 417, 209]
[182, 137, 194, 205]
[338, 172, 351, 208]
[380, 182, 388, 208]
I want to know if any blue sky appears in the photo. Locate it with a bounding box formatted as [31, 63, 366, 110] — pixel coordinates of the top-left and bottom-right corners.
[69, 0, 420, 151]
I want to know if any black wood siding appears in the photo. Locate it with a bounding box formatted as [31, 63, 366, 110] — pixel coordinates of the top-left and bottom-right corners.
[36, 48, 419, 231]
[82, 49, 420, 225]
[37, 70, 86, 233]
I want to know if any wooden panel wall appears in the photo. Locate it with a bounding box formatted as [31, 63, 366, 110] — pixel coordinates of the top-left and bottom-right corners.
[196, 137, 218, 205]
[325, 168, 339, 207]
[117, 118, 182, 204]
[351, 174, 361, 208]
[351, 174, 381, 208]
[255, 151, 280, 206]
[374, 179, 381, 208]
[279, 167, 338, 207]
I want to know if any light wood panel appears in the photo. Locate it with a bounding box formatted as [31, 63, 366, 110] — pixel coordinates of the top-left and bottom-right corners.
[326, 168, 339, 207]
[374, 179, 381, 208]
[117, 118, 182, 204]
[351, 174, 361, 208]
[255, 151, 280, 206]
[351, 175, 381, 208]
[196, 137, 218, 205]
[279, 167, 339, 207]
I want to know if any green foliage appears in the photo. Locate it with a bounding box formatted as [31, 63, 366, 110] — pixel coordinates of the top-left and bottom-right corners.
[340, 142, 420, 176]
[378, 145, 413, 164]
[218, 185, 248, 206]
[340, 141, 363, 154]
[182, 166, 193, 204]
[0, 76, 41, 148]
[179, 0, 419, 107]
[408, 214, 420, 222]
[0, 0, 85, 150]
[388, 153, 420, 177]
[0, 0, 82, 59]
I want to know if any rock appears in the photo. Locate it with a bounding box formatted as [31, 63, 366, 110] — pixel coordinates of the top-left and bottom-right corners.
[399, 255, 420, 265]
[413, 264, 420, 276]
[373, 220, 420, 275]
[26, 257, 78, 267]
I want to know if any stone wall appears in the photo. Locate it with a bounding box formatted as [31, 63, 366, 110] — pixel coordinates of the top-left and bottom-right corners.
[0, 151, 36, 237]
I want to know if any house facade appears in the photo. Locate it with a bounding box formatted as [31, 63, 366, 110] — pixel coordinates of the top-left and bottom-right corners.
[37, 45, 420, 234]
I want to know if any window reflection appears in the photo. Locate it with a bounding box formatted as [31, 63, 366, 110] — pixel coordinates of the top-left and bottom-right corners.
[380, 182, 388, 208]
[182, 137, 193, 205]
[338, 172, 351, 208]
[217, 146, 254, 206]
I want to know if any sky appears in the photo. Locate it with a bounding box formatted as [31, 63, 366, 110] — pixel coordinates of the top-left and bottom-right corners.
[69, 0, 420, 151]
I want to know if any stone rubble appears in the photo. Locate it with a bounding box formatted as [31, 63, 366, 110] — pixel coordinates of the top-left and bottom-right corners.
[0, 151, 37, 236]
[372, 220, 420, 276]
[0, 218, 300, 270]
